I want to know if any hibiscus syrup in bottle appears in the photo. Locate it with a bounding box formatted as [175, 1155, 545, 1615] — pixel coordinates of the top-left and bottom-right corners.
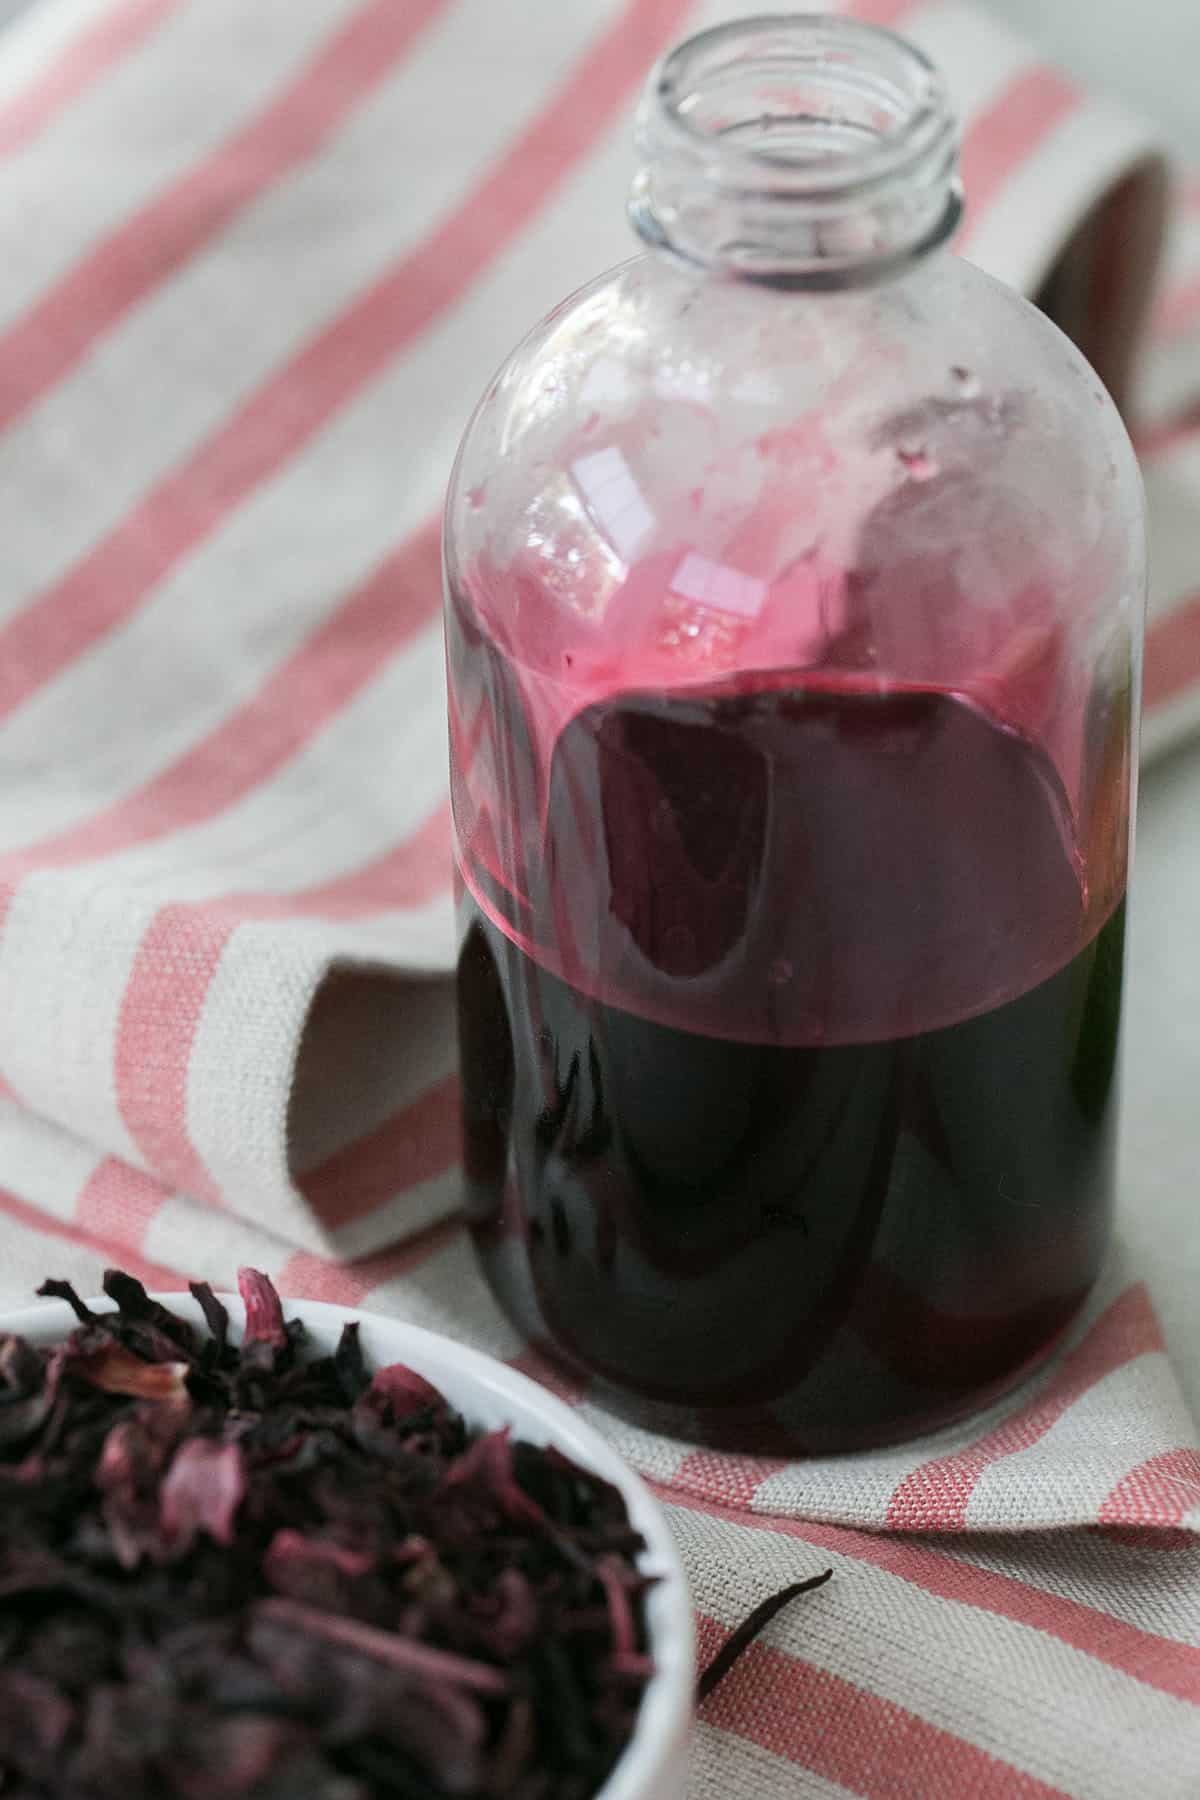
[444, 17, 1144, 1449]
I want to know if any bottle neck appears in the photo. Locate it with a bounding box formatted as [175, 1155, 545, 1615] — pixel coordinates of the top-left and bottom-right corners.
[629, 15, 962, 291]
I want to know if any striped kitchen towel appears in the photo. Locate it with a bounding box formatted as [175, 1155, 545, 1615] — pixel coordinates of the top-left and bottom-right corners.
[0, 0, 1185, 1264]
[0, 3, 1198, 1795]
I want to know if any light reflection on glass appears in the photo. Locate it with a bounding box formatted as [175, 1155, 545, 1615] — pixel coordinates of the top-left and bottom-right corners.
[670, 550, 767, 620]
[571, 445, 656, 563]
[521, 471, 625, 626]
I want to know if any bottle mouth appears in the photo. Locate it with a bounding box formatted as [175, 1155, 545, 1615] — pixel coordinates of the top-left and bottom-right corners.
[630, 13, 962, 287]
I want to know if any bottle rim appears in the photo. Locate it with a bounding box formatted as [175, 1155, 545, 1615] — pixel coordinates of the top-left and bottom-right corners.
[630, 13, 963, 287]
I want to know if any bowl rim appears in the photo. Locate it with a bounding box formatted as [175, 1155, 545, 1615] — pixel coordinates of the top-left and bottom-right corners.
[0, 1290, 696, 1800]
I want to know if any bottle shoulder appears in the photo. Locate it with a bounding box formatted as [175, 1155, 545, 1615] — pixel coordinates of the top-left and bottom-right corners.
[445, 251, 1143, 692]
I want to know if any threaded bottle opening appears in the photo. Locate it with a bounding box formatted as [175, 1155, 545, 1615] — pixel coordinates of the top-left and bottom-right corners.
[630, 13, 962, 287]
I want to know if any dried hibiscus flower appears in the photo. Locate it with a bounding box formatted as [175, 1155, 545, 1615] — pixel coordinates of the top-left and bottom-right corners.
[0, 1268, 654, 1799]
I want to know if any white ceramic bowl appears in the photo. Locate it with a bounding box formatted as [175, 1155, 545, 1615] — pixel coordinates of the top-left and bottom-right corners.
[0, 1291, 695, 1800]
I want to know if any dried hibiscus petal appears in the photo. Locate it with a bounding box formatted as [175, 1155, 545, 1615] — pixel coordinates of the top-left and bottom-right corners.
[159, 1437, 245, 1553]
[237, 1266, 289, 1351]
[70, 1341, 190, 1401]
[187, 1281, 229, 1356]
[445, 1427, 549, 1529]
[368, 1359, 444, 1419]
[0, 1268, 658, 1798]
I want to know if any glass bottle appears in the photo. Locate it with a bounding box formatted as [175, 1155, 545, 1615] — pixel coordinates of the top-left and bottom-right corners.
[443, 16, 1144, 1450]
